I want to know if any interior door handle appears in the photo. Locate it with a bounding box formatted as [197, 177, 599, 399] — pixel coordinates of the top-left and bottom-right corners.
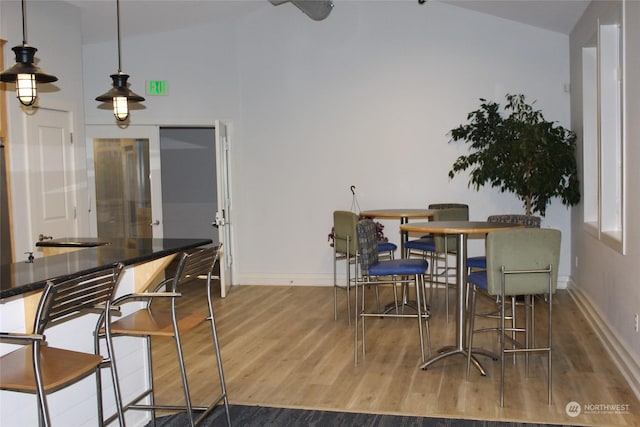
[150, 220, 160, 226]
[214, 210, 225, 227]
[38, 234, 53, 242]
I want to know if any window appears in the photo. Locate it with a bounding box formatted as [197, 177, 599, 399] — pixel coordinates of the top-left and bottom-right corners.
[582, 46, 598, 229]
[581, 5, 625, 253]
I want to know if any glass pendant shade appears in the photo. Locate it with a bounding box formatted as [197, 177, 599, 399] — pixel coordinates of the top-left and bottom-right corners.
[16, 73, 37, 106]
[0, 45, 58, 106]
[95, 73, 145, 121]
[113, 97, 129, 121]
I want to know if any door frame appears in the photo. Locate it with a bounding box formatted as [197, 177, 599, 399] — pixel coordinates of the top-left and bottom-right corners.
[214, 121, 234, 296]
[85, 125, 164, 238]
[86, 122, 236, 295]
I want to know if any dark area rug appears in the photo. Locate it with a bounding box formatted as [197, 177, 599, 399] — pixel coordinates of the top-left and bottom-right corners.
[146, 404, 573, 426]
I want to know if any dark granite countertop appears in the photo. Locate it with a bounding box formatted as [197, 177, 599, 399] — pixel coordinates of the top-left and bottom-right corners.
[1, 238, 213, 299]
[35, 237, 112, 248]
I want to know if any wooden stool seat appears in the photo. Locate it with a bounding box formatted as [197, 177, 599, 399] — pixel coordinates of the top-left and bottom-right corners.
[110, 310, 205, 337]
[0, 346, 103, 393]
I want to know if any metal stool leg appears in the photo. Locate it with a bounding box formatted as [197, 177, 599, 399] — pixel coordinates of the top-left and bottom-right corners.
[206, 273, 232, 426]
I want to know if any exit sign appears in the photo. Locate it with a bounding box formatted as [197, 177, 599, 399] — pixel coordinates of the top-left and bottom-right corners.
[146, 80, 168, 96]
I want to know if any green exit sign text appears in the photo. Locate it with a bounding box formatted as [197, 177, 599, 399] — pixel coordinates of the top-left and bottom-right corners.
[146, 80, 168, 96]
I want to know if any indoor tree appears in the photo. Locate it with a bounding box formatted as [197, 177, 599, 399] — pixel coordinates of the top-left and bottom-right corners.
[448, 93, 580, 217]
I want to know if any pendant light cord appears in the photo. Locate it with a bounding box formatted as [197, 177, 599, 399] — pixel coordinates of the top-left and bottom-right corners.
[116, 0, 122, 73]
[21, 0, 28, 44]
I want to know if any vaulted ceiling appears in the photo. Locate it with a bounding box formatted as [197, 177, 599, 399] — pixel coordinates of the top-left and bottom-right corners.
[444, 0, 589, 35]
[65, 0, 590, 45]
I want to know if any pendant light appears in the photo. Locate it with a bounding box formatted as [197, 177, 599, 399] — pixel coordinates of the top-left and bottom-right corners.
[0, 0, 58, 106]
[95, 0, 144, 121]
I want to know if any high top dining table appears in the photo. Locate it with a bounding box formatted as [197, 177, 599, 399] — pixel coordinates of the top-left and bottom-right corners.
[400, 220, 524, 374]
[359, 209, 436, 256]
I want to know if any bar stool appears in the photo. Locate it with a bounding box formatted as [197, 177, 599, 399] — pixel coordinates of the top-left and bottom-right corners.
[466, 214, 541, 271]
[465, 214, 542, 358]
[333, 210, 396, 324]
[405, 206, 469, 320]
[0, 265, 126, 427]
[107, 245, 231, 426]
[355, 219, 430, 365]
[466, 228, 560, 407]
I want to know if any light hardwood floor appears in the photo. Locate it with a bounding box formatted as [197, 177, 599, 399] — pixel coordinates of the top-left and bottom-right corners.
[150, 282, 639, 426]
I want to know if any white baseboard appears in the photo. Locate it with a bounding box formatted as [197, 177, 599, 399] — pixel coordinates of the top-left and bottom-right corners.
[567, 281, 640, 402]
[237, 273, 332, 286]
[236, 273, 571, 289]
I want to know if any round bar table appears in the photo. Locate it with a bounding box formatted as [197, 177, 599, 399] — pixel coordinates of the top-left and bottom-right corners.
[359, 209, 436, 255]
[400, 220, 524, 374]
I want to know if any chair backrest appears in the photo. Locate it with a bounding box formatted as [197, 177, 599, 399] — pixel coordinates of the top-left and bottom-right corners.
[356, 219, 379, 275]
[433, 207, 469, 253]
[485, 228, 561, 297]
[172, 245, 222, 291]
[333, 210, 359, 255]
[488, 214, 541, 228]
[34, 264, 125, 334]
[428, 203, 469, 210]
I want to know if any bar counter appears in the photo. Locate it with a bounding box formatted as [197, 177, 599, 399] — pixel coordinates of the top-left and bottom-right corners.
[1, 237, 213, 299]
[0, 237, 214, 426]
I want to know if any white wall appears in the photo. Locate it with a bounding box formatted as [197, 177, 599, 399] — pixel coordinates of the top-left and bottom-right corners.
[80, 1, 573, 286]
[1, 0, 89, 260]
[569, 0, 640, 398]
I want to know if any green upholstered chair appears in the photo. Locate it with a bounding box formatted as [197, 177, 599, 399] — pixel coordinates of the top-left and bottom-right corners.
[467, 214, 541, 271]
[466, 228, 561, 407]
[405, 206, 469, 321]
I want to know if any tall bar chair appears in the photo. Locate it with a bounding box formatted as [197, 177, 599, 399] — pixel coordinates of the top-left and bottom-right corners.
[0, 265, 126, 427]
[107, 245, 231, 426]
[355, 219, 430, 365]
[405, 203, 469, 261]
[466, 214, 541, 271]
[405, 206, 469, 320]
[466, 228, 561, 406]
[465, 214, 542, 358]
[333, 210, 396, 324]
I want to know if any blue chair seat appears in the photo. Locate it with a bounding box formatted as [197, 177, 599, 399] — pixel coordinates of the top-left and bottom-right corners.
[466, 256, 487, 269]
[368, 258, 429, 277]
[377, 241, 397, 252]
[405, 237, 435, 252]
[467, 271, 488, 291]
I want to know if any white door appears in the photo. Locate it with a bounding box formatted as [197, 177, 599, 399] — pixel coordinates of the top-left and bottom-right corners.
[25, 107, 77, 256]
[85, 125, 163, 238]
[214, 121, 234, 297]
[86, 123, 234, 297]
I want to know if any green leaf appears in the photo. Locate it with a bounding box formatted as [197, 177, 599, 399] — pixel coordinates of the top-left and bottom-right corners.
[447, 93, 581, 217]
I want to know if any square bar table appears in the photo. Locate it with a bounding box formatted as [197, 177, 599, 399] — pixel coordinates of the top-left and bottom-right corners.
[400, 220, 524, 374]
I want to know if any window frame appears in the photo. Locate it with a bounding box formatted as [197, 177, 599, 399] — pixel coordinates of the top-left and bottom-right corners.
[581, 3, 625, 254]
